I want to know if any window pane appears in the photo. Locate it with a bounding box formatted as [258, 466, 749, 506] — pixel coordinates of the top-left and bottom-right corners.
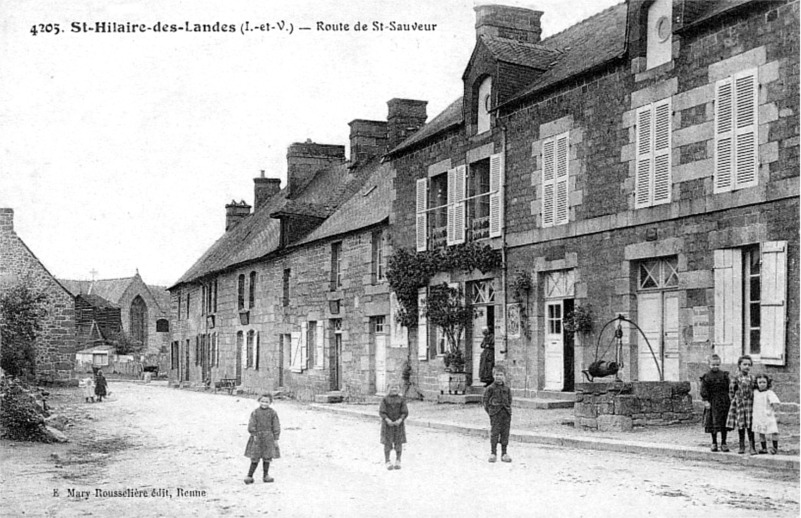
[750, 330, 761, 355]
[749, 250, 760, 273]
[749, 278, 760, 302]
[749, 303, 760, 328]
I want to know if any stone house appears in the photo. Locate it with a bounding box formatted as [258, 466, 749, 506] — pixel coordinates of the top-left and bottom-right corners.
[0, 208, 76, 380]
[168, 105, 420, 400]
[386, 1, 799, 403]
[60, 273, 171, 369]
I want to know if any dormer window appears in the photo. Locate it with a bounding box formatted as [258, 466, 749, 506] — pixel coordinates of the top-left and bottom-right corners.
[477, 76, 492, 134]
[646, 0, 672, 70]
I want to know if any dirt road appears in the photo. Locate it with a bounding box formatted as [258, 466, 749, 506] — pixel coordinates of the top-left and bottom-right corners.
[1, 381, 798, 517]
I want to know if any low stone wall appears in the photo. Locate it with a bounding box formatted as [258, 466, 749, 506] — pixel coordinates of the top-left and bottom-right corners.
[575, 381, 698, 431]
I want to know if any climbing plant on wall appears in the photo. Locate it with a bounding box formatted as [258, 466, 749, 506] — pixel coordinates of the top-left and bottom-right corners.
[386, 243, 502, 329]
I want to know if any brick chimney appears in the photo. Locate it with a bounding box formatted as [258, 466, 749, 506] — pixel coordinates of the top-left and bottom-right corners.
[349, 120, 388, 163]
[254, 171, 282, 212]
[475, 5, 543, 44]
[225, 200, 251, 231]
[0, 208, 13, 234]
[286, 141, 346, 198]
[387, 99, 428, 150]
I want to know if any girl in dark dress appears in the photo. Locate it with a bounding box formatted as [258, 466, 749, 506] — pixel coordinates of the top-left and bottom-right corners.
[699, 354, 730, 452]
[379, 381, 408, 470]
[94, 370, 108, 402]
[244, 393, 281, 484]
[478, 327, 495, 386]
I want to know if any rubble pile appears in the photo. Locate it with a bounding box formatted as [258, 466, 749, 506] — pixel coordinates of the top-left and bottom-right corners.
[0, 377, 68, 443]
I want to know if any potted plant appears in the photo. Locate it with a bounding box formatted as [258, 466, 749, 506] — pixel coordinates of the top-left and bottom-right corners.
[564, 303, 595, 343]
[424, 283, 477, 394]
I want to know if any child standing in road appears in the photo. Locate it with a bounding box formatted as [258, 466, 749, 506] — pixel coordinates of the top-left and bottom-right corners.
[94, 370, 108, 402]
[752, 374, 781, 454]
[81, 376, 95, 403]
[244, 393, 281, 484]
[726, 355, 756, 454]
[379, 381, 408, 470]
[483, 366, 512, 463]
[699, 354, 730, 452]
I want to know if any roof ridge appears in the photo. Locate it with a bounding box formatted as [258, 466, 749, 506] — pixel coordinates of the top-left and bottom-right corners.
[540, 1, 626, 47]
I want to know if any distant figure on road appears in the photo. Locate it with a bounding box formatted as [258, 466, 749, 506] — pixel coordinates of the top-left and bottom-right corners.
[727, 355, 756, 455]
[478, 327, 495, 386]
[752, 374, 781, 455]
[80, 377, 95, 403]
[244, 393, 281, 484]
[699, 354, 730, 452]
[94, 370, 108, 402]
[483, 366, 512, 463]
[379, 381, 408, 470]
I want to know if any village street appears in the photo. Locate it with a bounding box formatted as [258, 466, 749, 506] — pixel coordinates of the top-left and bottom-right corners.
[1, 381, 799, 518]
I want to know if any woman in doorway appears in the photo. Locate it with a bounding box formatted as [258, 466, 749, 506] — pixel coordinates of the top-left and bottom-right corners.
[478, 327, 495, 387]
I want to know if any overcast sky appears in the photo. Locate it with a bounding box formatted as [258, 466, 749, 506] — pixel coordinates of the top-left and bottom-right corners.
[1, 0, 620, 287]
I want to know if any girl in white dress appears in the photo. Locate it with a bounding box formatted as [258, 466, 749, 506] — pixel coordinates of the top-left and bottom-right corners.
[752, 374, 781, 454]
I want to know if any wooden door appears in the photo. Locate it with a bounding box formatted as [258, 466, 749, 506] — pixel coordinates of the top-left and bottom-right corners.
[544, 301, 564, 390]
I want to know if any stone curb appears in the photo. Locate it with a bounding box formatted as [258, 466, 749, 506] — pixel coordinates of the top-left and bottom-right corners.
[308, 404, 800, 471]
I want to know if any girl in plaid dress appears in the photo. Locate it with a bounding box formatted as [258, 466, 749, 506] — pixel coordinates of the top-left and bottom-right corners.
[726, 355, 756, 454]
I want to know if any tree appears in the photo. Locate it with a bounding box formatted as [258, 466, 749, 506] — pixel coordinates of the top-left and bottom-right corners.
[0, 283, 48, 378]
[108, 331, 143, 356]
[423, 283, 477, 372]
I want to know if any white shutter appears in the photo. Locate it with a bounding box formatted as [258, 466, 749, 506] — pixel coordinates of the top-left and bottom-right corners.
[315, 323, 325, 369]
[417, 288, 428, 360]
[635, 105, 653, 208]
[542, 139, 555, 227]
[446, 168, 456, 245]
[416, 178, 428, 252]
[714, 77, 734, 193]
[734, 69, 758, 189]
[453, 165, 466, 244]
[760, 241, 787, 365]
[289, 332, 303, 372]
[653, 99, 671, 204]
[300, 322, 308, 371]
[713, 249, 742, 365]
[555, 133, 569, 225]
[489, 153, 503, 237]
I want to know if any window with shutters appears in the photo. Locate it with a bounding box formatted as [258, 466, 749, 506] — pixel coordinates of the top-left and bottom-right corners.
[415, 154, 503, 252]
[714, 242, 787, 365]
[635, 98, 672, 208]
[714, 69, 758, 193]
[541, 132, 570, 227]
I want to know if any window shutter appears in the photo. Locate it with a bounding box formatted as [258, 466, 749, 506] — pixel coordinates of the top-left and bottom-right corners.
[760, 241, 787, 365]
[446, 168, 456, 245]
[635, 105, 653, 208]
[555, 133, 569, 225]
[417, 288, 428, 360]
[300, 322, 308, 371]
[734, 69, 758, 189]
[489, 153, 503, 237]
[713, 249, 742, 365]
[416, 178, 428, 252]
[315, 323, 325, 369]
[453, 165, 466, 244]
[653, 99, 672, 204]
[714, 77, 734, 193]
[542, 138, 555, 227]
[290, 332, 302, 372]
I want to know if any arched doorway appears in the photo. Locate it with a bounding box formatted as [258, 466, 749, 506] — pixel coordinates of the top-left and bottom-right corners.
[130, 295, 148, 347]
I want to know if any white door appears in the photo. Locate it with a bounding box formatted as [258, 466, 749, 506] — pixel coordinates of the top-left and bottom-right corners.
[637, 291, 679, 381]
[375, 334, 387, 394]
[472, 311, 488, 384]
[544, 301, 564, 391]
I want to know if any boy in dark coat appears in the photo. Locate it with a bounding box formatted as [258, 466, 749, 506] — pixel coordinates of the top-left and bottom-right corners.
[379, 381, 408, 470]
[700, 353, 731, 452]
[483, 366, 512, 463]
[244, 393, 281, 484]
[94, 370, 108, 402]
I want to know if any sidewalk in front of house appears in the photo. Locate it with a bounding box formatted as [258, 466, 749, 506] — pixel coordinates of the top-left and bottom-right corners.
[309, 399, 800, 471]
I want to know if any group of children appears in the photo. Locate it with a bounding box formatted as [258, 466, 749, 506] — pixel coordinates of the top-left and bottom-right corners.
[243, 358, 783, 484]
[242, 366, 514, 484]
[79, 369, 109, 403]
[700, 354, 781, 455]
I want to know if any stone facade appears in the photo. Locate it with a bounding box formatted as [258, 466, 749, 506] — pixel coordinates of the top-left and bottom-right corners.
[0, 208, 76, 379]
[575, 382, 696, 430]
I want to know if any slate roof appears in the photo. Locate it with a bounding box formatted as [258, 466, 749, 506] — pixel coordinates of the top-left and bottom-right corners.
[501, 2, 628, 107]
[387, 96, 463, 156]
[481, 37, 559, 69]
[677, 0, 753, 31]
[60, 277, 133, 302]
[77, 293, 119, 309]
[172, 156, 387, 287]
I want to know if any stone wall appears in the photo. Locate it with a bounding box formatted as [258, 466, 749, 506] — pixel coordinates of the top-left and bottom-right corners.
[575, 381, 696, 431]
